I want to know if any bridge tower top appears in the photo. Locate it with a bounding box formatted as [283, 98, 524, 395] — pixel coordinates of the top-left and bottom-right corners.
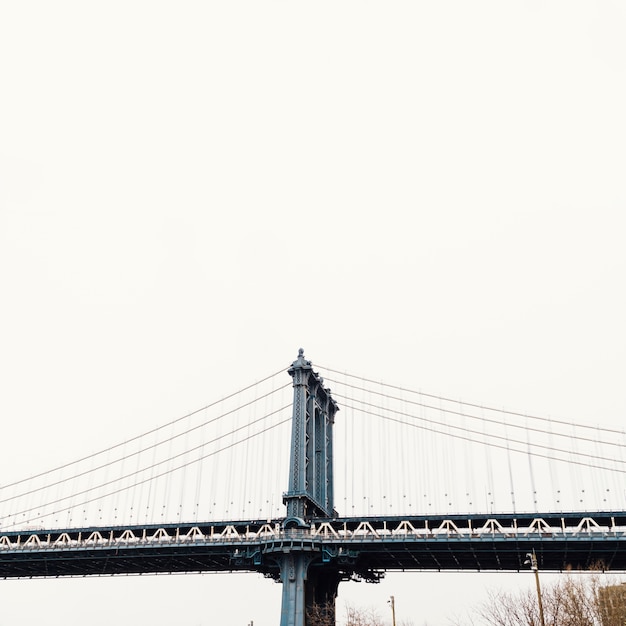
[283, 349, 338, 525]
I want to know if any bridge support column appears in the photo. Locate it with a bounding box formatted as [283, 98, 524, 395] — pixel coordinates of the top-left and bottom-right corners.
[278, 553, 340, 626]
[279, 350, 341, 626]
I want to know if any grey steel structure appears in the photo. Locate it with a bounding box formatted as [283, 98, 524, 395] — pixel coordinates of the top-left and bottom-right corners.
[2, 351, 626, 625]
[2, 512, 626, 578]
[280, 349, 340, 626]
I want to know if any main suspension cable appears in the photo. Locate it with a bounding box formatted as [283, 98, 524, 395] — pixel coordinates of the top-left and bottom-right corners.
[322, 373, 625, 446]
[0, 368, 287, 491]
[334, 392, 626, 468]
[0, 407, 292, 527]
[340, 402, 626, 475]
[0, 383, 291, 504]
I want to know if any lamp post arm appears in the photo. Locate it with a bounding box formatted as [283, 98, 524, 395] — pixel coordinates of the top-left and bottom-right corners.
[389, 595, 397, 626]
[526, 551, 546, 626]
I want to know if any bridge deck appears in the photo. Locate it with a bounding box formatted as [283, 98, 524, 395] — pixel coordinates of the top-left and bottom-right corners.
[1, 512, 625, 579]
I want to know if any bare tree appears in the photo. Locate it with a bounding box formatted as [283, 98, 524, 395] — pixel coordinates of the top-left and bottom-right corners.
[344, 604, 386, 626]
[461, 574, 626, 626]
[307, 601, 335, 626]
[307, 601, 414, 626]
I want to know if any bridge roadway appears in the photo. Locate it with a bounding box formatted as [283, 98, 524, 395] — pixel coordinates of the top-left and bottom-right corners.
[1, 511, 625, 579]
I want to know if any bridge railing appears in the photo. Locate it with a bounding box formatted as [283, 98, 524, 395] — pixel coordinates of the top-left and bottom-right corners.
[1, 515, 625, 553]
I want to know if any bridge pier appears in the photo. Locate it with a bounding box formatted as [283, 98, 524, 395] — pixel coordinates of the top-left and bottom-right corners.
[278, 350, 341, 625]
[307, 565, 341, 624]
[278, 552, 340, 626]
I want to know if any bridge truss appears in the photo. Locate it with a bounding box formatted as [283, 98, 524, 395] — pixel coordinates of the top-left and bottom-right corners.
[1, 512, 626, 579]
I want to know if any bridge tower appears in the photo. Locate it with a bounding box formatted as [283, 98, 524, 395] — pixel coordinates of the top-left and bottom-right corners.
[279, 349, 339, 626]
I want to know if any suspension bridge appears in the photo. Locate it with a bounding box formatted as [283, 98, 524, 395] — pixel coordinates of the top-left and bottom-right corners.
[1, 350, 625, 626]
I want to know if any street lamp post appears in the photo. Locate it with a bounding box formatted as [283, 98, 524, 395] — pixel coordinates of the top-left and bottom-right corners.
[388, 595, 397, 626]
[525, 550, 546, 626]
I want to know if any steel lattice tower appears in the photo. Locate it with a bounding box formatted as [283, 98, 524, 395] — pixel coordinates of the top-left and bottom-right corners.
[279, 349, 339, 626]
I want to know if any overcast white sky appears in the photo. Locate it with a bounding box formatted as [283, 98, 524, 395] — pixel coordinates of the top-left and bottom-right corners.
[1, 1, 625, 624]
